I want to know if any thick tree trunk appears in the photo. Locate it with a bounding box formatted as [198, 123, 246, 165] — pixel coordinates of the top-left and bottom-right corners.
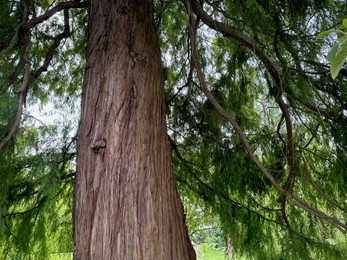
[74, 0, 196, 259]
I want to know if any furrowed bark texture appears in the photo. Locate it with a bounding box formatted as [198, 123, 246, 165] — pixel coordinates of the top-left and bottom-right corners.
[74, 0, 195, 259]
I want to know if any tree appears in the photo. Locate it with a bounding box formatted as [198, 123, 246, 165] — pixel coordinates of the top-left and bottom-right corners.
[0, 0, 194, 259]
[74, 0, 195, 258]
[1, 0, 347, 259]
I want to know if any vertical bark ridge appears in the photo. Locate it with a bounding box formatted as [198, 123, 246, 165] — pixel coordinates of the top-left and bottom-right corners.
[74, 1, 195, 259]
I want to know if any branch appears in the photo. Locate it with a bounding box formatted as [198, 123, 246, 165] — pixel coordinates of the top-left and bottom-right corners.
[302, 155, 345, 211]
[23, 1, 87, 30]
[278, 95, 295, 228]
[6, 200, 41, 216]
[187, 0, 298, 229]
[32, 8, 71, 79]
[187, 0, 282, 84]
[169, 136, 284, 227]
[0, 37, 31, 151]
[183, 0, 347, 233]
[184, 0, 282, 193]
[304, 124, 320, 149]
[0, 8, 72, 151]
[155, 0, 174, 26]
[0, 0, 30, 58]
[276, 115, 286, 147]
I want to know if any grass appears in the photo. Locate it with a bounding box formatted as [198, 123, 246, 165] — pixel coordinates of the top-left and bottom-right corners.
[195, 244, 229, 260]
[196, 250, 228, 260]
[49, 250, 227, 260]
[48, 243, 231, 260]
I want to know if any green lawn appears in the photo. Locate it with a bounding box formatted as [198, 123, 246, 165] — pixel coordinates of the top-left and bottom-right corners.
[196, 250, 228, 260]
[195, 244, 229, 260]
[48, 244, 230, 260]
[48, 250, 227, 260]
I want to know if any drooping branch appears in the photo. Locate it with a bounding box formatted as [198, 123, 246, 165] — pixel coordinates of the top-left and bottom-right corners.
[183, 0, 282, 194]
[278, 94, 295, 228]
[0, 36, 31, 151]
[0, 8, 74, 151]
[186, 0, 298, 228]
[0, 0, 30, 58]
[187, 0, 282, 84]
[169, 136, 284, 227]
[1, 1, 86, 60]
[0, 1, 31, 151]
[183, 0, 347, 233]
[301, 155, 345, 211]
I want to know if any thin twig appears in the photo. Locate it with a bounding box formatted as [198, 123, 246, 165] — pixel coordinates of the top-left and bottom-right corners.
[302, 155, 345, 211]
[170, 136, 284, 227]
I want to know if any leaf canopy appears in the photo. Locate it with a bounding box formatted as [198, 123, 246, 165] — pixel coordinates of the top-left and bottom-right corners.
[1, 0, 347, 259]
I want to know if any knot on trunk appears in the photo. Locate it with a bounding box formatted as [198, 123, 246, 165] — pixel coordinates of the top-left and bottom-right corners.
[91, 139, 107, 154]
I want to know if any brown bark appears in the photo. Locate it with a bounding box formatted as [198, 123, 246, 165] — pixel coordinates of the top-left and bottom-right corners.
[74, 0, 195, 259]
[227, 236, 233, 260]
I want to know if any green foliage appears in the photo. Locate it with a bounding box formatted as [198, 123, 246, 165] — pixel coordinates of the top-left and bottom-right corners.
[197, 244, 228, 260]
[1, 0, 347, 258]
[317, 19, 347, 79]
[0, 130, 76, 258]
[0, 1, 21, 47]
[0, 0, 86, 258]
[164, 0, 347, 258]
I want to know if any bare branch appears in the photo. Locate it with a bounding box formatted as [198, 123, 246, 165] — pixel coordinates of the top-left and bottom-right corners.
[33, 8, 71, 79]
[304, 124, 320, 148]
[278, 95, 295, 228]
[23, 1, 87, 30]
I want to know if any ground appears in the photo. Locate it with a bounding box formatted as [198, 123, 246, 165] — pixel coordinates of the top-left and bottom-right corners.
[196, 244, 229, 260]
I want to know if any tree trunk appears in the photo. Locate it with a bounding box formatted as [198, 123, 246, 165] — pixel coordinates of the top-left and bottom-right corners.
[227, 236, 233, 260]
[73, 0, 196, 259]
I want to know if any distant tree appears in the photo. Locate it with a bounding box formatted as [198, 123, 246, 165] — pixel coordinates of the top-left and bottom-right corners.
[1, 0, 347, 259]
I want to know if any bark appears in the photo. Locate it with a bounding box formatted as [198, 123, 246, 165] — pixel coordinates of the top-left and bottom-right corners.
[74, 0, 196, 259]
[227, 236, 233, 260]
